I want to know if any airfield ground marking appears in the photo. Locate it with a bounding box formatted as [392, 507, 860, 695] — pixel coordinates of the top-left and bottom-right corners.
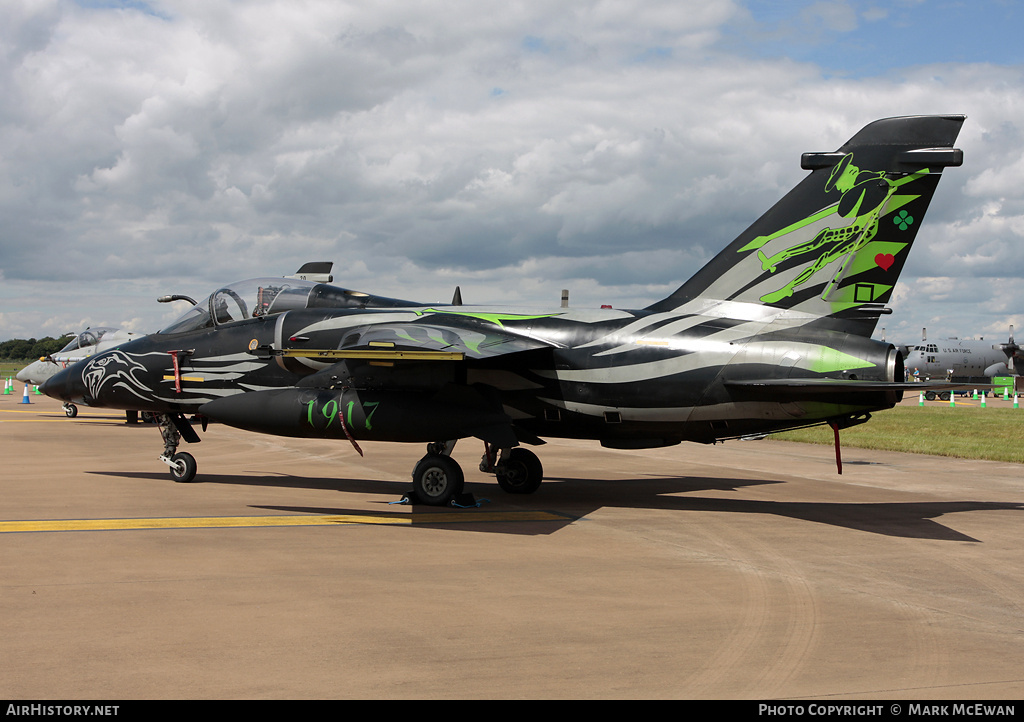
[0, 408, 132, 422]
[0, 419, 127, 423]
[0, 511, 575, 533]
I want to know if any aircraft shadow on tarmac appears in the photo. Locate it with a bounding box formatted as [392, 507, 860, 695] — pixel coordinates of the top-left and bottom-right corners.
[90, 469, 1022, 541]
[533, 475, 1023, 542]
[91, 470, 580, 536]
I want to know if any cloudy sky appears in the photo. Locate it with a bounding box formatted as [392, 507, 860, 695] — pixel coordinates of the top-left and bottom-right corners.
[2, 0, 1023, 347]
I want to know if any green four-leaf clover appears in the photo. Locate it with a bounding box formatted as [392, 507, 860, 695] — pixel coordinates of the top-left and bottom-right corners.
[894, 210, 914, 230]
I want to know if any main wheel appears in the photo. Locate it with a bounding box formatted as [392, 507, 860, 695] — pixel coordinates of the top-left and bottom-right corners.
[496, 448, 543, 495]
[412, 454, 464, 506]
[169, 451, 197, 483]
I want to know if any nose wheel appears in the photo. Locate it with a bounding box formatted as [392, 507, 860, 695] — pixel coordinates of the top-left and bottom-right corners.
[167, 452, 197, 483]
[156, 412, 201, 482]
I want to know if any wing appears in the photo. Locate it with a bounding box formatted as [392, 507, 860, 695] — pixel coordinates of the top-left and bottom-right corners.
[254, 319, 557, 368]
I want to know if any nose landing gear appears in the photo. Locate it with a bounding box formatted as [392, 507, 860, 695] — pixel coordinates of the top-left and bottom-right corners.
[156, 412, 201, 483]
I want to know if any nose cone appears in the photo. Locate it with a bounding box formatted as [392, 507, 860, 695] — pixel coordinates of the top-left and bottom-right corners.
[40, 364, 80, 403]
[42, 347, 161, 410]
[15, 362, 37, 383]
[17, 359, 58, 385]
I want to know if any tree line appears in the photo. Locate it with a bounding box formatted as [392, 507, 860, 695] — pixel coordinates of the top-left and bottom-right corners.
[0, 336, 69, 362]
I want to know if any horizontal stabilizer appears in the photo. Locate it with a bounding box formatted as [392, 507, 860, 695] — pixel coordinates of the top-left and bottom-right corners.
[725, 378, 991, 402]
[727, 379, 986, 392]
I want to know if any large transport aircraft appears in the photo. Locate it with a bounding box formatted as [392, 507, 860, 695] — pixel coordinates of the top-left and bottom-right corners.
[905, 328, 1021, 391]
[43, 115, 966, 505]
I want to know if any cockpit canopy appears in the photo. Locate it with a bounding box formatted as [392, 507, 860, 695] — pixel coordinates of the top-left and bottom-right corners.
[58, 327, 118, 353]
[158, 278, 418, 335]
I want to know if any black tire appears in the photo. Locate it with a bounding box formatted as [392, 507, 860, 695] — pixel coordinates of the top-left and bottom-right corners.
[169, 452, 197, 483]
[496, 448, 543, 495]
[412, 454, 464, 506]
[925, 391, 936, 401]
[64, 404, 78, 418]
[939, 391, 950, 401]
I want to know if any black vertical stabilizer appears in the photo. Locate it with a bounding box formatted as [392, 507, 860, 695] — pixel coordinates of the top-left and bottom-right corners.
[647, 115, 965, 336]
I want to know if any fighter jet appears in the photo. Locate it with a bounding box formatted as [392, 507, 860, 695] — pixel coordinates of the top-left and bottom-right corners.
[18, 327, 143, 416]
[43, 115, 966, 504]
[23, 264, 334, 417]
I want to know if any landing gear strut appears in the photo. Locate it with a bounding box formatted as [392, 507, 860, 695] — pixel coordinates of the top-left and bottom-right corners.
[156, 413, 199, 483]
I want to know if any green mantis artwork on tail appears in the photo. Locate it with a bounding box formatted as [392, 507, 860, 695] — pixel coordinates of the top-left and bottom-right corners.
[739, 153, 925, 304]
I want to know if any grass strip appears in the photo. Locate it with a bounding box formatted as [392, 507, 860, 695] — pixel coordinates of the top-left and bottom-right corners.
[770, 405, 1024, 464]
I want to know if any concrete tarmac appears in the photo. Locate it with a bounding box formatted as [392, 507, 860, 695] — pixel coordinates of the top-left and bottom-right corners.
[2, 392, 1023, 699]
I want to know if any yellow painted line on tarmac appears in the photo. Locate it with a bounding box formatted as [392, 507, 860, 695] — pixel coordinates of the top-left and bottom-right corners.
[0, 408, 126, 421]
[0, 510, 573, 533]
[0, 418, 123, 423]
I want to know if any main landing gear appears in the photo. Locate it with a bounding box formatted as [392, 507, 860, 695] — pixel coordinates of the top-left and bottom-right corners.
[409, 441, 544, 506]
[148, 418, 545, 501]
[412, 453, 464, 506]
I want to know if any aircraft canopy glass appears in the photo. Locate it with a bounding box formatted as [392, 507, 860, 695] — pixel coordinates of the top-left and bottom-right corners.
[157, 278, 392, 335]
[58, 327, 118, 353]
[159, 279, 322, 334]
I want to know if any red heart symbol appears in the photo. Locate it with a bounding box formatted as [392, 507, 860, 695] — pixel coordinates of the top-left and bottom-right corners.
[875, 253, 895, 271]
